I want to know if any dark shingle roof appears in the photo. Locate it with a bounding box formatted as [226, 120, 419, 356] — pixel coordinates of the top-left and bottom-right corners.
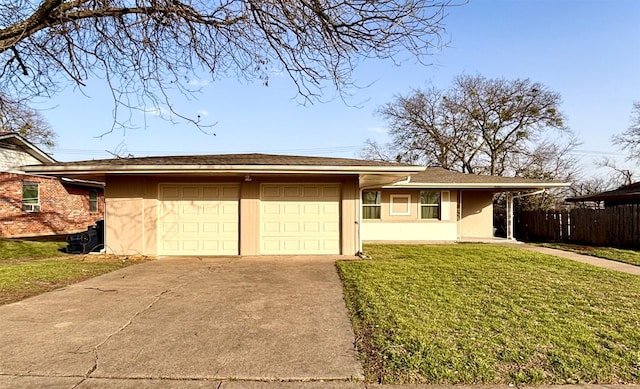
[43, 153, 409, 167]
[407, 167, 565, 185]
[566, 182, 640, 202]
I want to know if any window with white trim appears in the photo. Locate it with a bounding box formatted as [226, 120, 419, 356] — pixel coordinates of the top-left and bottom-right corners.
[22, 181, 40, 213]
[89, 189, 99, 213]
[390, 194, 411, 216]
[362, 190, 381, 219]
[420, 191, 440, 219]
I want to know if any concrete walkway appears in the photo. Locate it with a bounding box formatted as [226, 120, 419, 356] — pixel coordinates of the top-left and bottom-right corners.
[0, 256, 363, 388]
[518, 244, 640, 276]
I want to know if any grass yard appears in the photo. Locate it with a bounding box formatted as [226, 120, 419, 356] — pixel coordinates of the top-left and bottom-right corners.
[0, 239, 67, 263]
[534, 242, 640, 267]
[337, 244, 640, 385]
[0, 239, 151, 305]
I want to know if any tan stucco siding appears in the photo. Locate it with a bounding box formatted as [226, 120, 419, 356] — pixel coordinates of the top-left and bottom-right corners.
[362, 189, 458, 221]
[104, 174, 360, 256]
[460, 191, 494, 238]
[341, 180, 359, 255]
[239, 181, 260, 255]
[362, 221, 458, 241]
[105, 176, 148, 255]
[361, 189, 459, 242]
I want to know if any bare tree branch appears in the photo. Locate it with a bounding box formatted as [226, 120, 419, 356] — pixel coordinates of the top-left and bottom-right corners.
[0, 91, 56, 148]
[371, 74, 576, 180]
[612, 101, 640, 163]
[0, 0, 458, 130]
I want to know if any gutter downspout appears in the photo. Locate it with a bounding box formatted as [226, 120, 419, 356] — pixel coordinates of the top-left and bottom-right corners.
[507, 189, 546, 241]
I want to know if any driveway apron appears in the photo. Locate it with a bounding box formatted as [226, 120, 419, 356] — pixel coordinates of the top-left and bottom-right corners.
[0, 256, 363, 385]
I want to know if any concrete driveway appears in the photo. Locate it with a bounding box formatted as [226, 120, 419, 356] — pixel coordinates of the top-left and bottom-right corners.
[0, 256, 364, 388]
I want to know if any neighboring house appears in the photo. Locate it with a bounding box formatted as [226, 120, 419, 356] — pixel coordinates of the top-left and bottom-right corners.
[566, 182, 640, 208]
[0, 133, 104, 238]
[23, 154, 567, 256]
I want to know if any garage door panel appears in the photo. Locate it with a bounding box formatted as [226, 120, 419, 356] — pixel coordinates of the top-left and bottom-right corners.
[283, 240, 301, 251]
[161, 186, 180, 199]
[159, 184, 239, 256]
[182, 222, 199, 233]
[182, 187, 199, 198]
[283, 222, 300, 233]
[260, 183, 340, 255]
[302, 186, 320, 197]
[323, 186, 340, 197]
[283, 203, 300, 215]
[303, 240, 320, 250]
[323, 241, 339, 251]
[202, 187, 219, 198]
[323, 222, 338, 233]
[222, 203, 238, 215]
[303, 204, 320, 214]
[302, 222, 319, 233]
[162, 240, 179, 251]
[222, 222, 238, 233]
[262, 186, 281, 198]
[221, 187, 239, 198]
[283, 186, 300, 197]
[323, 203, 339, 213]
[161, 222, 179, 233]
[262, 203, 280, 214]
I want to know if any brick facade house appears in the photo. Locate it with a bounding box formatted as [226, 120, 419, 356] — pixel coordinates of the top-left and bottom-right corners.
[0, 133, 104, 238]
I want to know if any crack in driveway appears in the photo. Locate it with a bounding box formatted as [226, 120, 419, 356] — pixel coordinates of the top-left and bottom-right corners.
[72, 259, 238, 386]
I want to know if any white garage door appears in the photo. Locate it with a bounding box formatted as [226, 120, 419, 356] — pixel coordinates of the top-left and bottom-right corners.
[260, 183, 341, 254]
[158, 184, 239, 255]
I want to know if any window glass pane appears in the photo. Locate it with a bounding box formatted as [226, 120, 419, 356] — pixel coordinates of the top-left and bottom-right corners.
[89, 190, 98, 212]
[363, 191, 380, 205]
[421, 206, 440, 219]
[363, 206, 381, 219]
[22, 182, 39, 204]
[420, 191, 440, 205]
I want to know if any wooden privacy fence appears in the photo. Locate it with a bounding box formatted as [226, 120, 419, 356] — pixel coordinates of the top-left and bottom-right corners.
[515, 205, 640, 248]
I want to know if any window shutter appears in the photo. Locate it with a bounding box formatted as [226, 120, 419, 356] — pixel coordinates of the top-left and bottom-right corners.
[440, 190, 451, 221]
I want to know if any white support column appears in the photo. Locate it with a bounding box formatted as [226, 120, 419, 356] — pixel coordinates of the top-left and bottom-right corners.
[506, 192, 515, 240]
[507, 189, 545, 242]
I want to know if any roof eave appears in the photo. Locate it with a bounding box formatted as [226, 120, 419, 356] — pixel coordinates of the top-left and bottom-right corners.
[23, 164, 426, 176]
[0, 133, 56, 164]
[382, 182, 571, 189]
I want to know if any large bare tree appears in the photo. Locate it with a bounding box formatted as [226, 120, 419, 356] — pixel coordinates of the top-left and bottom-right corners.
[612, 101, 640, 164]
[0, 0, 454, 129]
[0, 92, 56, 148]
[364, 74, 578, 180]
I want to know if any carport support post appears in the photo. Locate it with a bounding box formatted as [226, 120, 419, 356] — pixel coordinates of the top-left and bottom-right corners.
[507, 189, 546, 242]
[506, 192, 514, 240]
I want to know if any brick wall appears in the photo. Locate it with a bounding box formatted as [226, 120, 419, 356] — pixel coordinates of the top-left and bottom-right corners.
[0, 173, 105, 237]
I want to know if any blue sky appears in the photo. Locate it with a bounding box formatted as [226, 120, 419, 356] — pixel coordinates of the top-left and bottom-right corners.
[37, 0, 640, 180]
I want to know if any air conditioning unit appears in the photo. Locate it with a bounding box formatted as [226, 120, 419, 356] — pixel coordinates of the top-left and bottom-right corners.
[22, 204, 41, 213]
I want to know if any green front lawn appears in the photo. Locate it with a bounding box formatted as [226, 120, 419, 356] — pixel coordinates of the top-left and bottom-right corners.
[0, 239, 67, 263]
[0, 239, 150, 305]
[337, 244, 640, 385]
[534, 242, 640, 267]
